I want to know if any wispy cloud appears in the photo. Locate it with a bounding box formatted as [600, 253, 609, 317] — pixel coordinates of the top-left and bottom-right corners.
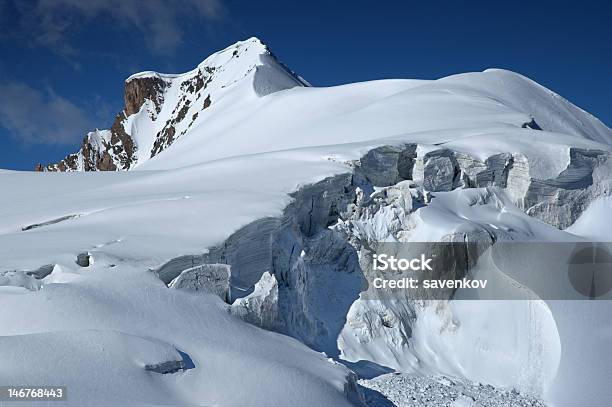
[0, 81, 96, 144]
[3, 0, 225, 56]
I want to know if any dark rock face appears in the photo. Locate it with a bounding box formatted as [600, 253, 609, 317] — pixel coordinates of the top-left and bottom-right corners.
[108, 113, 136, 169]
[38, 40, 307, 171]
[41, 113, 138, 172]
[148, 70, 215, 159]
[149, 77, 212, 158]
[124, 76, 167, 116]
[150, 91, 213, 158]
[180, 69, 212, 94]
[76, 252, 91, 267]
[202, 94, 212, 109]
[40, 69, 215, 170]
[39, 76, 160, 172]
[151, 124, 176, 157]
[56, 153, 79, 171]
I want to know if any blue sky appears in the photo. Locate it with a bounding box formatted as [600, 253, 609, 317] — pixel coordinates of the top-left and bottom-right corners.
[0, 0, 610, 170]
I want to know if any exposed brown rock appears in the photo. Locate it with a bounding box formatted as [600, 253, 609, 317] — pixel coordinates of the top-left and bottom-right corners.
[175, 100, 191, 122]
[43, 152, 79, 172]
[40, 65, 216, 171]
[150, 97, 198, 157]
[98, 151, 117, 171]
[110, 113, 137, 169]
[124, 76, 167, 116]
[42, 116, 137, 172]
[181, 73, 204, 94]
[151, 124, 176, 157]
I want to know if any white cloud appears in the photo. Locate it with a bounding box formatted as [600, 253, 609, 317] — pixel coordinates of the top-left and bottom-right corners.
[7, 0, 225, 56]
[0, 81, 94, 144]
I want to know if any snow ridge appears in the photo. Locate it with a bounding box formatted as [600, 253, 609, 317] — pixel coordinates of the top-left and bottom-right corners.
[38, 37, 308, 172]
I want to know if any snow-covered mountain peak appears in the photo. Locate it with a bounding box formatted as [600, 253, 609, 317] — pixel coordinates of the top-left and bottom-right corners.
[124, 36, 306, 99]
[196, 36, 270, 71]
[126, 37, 270, 83]
[40, 37, 308, 171]
[38, 38, 611, 174]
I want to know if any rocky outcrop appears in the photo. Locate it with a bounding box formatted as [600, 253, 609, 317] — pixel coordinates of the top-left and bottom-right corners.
[37, 37, 307, 172]
[40, 113, 138, 172]
[150, 71, 215, 157]
[124, 76, 167, 116]
[37, 74, 164, 172]
[108, 113, 137, 169]
[35, 38, 313, 172]
[76, 252, 91, 267]
[41, 152, 80, 172]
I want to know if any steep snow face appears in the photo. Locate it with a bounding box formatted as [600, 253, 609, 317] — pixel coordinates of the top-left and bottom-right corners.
[40, 37, 308, 171]
[126, 36, 308, 161]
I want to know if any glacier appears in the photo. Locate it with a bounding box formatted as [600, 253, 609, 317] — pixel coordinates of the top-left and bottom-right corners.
[2, 37, 612, 406]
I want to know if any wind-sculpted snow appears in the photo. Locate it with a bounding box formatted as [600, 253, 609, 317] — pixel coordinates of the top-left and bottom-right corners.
[3, 37, 612, 406]
[0, 264, 363, 406]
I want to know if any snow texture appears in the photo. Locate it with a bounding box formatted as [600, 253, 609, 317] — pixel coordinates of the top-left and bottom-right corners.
[2, 37, 612, 406]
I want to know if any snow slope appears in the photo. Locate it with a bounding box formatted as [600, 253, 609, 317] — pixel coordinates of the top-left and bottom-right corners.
[0, 264, 360, 407]
[3, 38, 612, 406]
